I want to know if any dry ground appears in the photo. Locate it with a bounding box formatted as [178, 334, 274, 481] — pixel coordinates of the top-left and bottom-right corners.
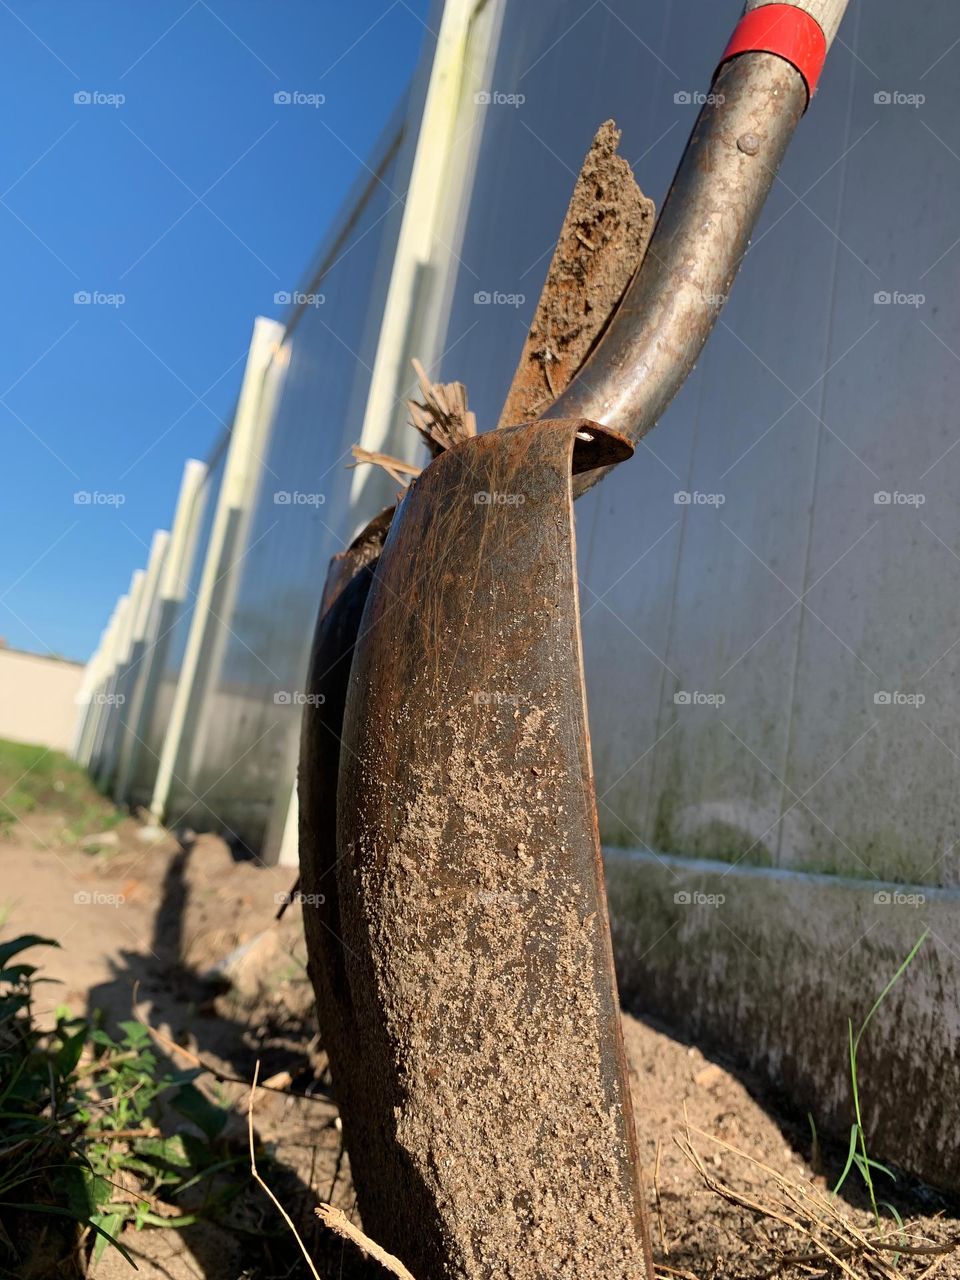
[2, 794, 958, 1279]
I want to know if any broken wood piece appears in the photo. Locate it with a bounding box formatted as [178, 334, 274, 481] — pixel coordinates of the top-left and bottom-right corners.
[350, 445, 421, 487]
[407, 357, 477, 456]
[498, 119, 655, 428]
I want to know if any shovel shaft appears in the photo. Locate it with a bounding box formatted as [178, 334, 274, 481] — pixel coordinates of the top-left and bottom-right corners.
[745, 0, 847, 48]
[546, 2, 850, 487]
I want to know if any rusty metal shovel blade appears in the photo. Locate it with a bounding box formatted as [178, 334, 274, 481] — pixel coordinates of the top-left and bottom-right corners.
[300, 417, 653, 1279]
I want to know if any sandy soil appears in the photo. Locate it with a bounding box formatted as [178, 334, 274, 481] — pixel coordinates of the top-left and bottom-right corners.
[2, 813, 958, 1280]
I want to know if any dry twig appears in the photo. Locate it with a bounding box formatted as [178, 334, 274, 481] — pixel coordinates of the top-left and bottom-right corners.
[248, 1060, 323, 1280]
[316, 1203, 417, 1280]
[131, 981, 336, 1107]
[677, 1120, 959, 1280]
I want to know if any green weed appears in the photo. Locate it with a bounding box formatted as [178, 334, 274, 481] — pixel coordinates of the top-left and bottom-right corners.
[832, 928, 930, 1232]
[0, 934, 242, 1273]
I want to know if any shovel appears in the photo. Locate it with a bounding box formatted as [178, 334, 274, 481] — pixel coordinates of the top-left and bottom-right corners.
[299, 4, 848, 1276]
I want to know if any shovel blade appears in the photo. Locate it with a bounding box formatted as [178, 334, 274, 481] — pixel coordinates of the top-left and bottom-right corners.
[318, 418, 651, 1279]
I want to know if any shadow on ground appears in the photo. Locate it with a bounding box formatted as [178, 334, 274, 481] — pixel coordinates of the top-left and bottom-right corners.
[86, 838, 379, 1280]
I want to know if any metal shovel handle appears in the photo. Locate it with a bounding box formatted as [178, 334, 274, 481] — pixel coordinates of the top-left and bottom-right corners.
[545, 0, 851, 482]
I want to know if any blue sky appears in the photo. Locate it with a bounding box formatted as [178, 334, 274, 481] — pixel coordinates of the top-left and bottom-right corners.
[0, 0, 430, 662]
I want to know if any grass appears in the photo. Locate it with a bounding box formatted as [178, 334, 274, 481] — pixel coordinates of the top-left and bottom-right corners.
[0, 934, 243, 1276]
[0, 738, 122, 842]
[832, 929, 931, 1232]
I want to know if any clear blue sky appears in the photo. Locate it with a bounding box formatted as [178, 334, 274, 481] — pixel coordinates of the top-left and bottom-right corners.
[0, 0, 430, 662]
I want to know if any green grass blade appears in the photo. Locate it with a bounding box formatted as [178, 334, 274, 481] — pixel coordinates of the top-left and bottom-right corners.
[832, 1123, 860, 1196]
[853, 929, 929, 1055]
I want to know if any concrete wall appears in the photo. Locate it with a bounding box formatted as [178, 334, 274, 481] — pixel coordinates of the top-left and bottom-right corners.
[421, 0, 960, 1191]
[0, 647, 84, 751]
[78, 0, 960, 1193]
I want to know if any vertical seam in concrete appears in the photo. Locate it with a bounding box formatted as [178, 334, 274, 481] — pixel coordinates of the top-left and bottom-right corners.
[642, 360, 709, 842]
[775, 2, 860, 866]
[580, 0, 674, 587]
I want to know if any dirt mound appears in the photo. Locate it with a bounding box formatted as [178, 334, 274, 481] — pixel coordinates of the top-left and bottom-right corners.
[2, 819, 958, 1278]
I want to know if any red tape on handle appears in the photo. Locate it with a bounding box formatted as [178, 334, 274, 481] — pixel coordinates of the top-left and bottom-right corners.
[719, 5, 827, 103]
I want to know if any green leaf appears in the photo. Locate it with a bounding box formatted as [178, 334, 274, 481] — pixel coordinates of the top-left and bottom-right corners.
[56, 1026, 87, 1077]
[134, 1209, 199, 1229]
[832, 1123, 859, 1196]
[4, 1203, 137, 1269]
[89, 1210, 136, 1266]
[118, 1021, 150, 1046]
[134, 1135, 190, 1167]
[84, 1170, 114, 1208]
[171, 1153, 245, 1198]
[171, 1084, 228, 1141]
